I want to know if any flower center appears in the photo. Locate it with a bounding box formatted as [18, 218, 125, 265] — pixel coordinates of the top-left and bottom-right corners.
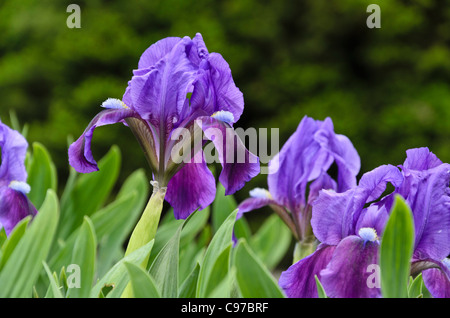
[101, 98, 129, 109]
[249, 188, 272, 199]
[211, 111, 234, 125]
[358, 227, 378, 242]
[9, 181, 31, 194]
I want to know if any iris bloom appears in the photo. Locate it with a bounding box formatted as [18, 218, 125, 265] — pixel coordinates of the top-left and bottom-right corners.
[279, 147, 450, 298]
[0, 120, 37, 235]
[237, 116, 360, 249]
[68, 33, 259, 219]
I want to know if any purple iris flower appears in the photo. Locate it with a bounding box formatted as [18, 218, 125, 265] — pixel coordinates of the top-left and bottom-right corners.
[279, 147, 450, 298]
[0, 120, 37, 236]
[237, 116, 360, 242]
[68, 33, 259, 220]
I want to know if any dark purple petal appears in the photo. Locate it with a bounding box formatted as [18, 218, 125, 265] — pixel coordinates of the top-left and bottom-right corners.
[398, 160, 450, 261]
[165, 151, 216, 219]
[0, 186, 37, 236]
[320, 236, 381, 298]
[0, 121, 28, 185]
[279, 244, 336, 298]
[422, 259, 450, 298]
[68, 108, 141, 173]
[198, 116, 260, 196]
[236, 189, 279, 220]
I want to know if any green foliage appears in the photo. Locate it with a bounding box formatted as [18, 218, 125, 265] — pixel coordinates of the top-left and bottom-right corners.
[1, 0, 448, 204]
[380, 195, 415, 298]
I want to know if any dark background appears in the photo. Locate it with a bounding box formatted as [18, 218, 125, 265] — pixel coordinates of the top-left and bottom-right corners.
[1, 0, 449, 213]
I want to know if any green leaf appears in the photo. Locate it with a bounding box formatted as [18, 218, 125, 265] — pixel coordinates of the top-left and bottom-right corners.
[196, 209, 237, 297]
[212, 183, 237, 232]
[178, 263, 200, 298]
[380, 195, 415, 298]
[234, 240, 285, 298]
[148, 223, 182, 298]
[26, 142, 58, 209]
[66, 216, 97, 298]
[0, 216, 31, 270]
[315, 275, 327, 298]
[43, 262, 63, 298]
[408, 273, 424, 298]
[124, 262, 160, 298]
[58, 146, 121, 240]
[250, 213, 292, 270]
[90, 240, 154, 298]
[0, 190, 59, 297]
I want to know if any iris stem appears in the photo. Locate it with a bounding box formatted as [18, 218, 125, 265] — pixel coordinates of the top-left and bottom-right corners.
[121, 183, 166, 298]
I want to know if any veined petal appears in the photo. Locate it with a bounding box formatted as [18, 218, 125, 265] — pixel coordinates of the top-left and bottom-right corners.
[320, 236, 381, 298]
[314, 118, 360, 192]
[0, 185, 37, 236]
[165, 151, 216, 219]
[402, 147, 443, 171]
[138, 37, 182, 69]
[197, 116, 260, 196]
[279, 244, 336, 298]
[0, 121, 28, 185]
[189, 53, 244, 123]
[268, 116, 331, 213]
[399, 160, 450, 261]
[68, 107, 142, 173]
[422, 258, 450, 298]
[311, 165, 402, 246]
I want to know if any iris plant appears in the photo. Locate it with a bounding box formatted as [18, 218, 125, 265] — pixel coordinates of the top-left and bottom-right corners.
[279, 147, 450, 298]
[0, 120, 37, 236]
[237, 116, 360, 259]
[68, 34, 259, 264]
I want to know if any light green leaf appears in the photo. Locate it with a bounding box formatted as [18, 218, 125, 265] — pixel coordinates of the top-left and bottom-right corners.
[66, 216, 97, 298]
[43, 262, 63, 298]
[58, 146, 121, 240]
[148, 224, 182, 298]
[315, 275, 327, 298]
[250, 213, 292, 270]
[124, 262, 160, 298]
[178, 263, 200, 298]
[0, 190, 59, 297]
[196, 210, 237, 297]
[0, 216, 31, 270]
[380, 195, 415, 298]
[26, 142, 58, 209]
[234, 239, 285, 298]
[90, 240, 154, 298]
[408, 273, 423, 298]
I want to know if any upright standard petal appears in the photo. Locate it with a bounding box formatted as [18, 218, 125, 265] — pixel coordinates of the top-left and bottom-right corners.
[165, 151, 216, 219]
[0, 121, 28, 185]
[198, 116, 260, 196]
[279, 244, 336, 298]
[398, 158, 450, 261]
[68, 107, 142, 173]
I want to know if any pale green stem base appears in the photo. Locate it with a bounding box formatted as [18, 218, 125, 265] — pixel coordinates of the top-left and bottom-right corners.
[121, 184, 166, 298]
[293, 235, 317, 264]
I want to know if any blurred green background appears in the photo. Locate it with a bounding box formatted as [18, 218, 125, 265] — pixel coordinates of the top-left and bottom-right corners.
[1, 0, 449, 209]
